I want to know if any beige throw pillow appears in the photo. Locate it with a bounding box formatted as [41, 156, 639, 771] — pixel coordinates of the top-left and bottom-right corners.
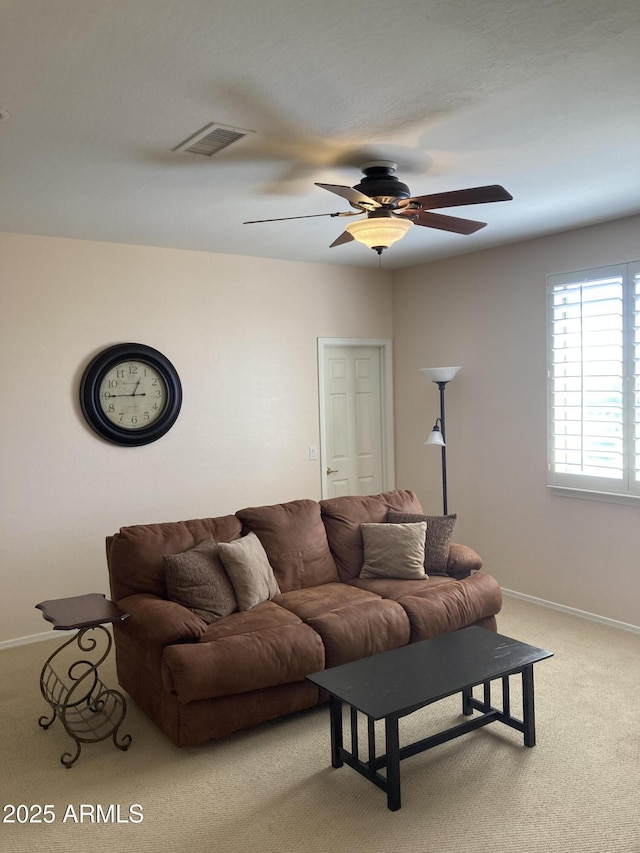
[217, 532, 281, 611]
[164, 538, 238, 623]
[359, 521, 427, 579]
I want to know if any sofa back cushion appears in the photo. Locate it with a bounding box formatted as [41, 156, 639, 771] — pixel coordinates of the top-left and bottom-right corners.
[320, 490, 424, 581]
[236, 499, 339, 592]
[106, 515, 243, 601]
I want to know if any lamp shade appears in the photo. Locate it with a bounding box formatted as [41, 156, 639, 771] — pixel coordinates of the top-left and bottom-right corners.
[345, 217, 413, 250]
[425, 428, 446, 447]
[420, 366, 462, 383]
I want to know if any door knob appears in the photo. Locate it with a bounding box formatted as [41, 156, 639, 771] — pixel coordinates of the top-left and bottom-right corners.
[326, 467, 339, 475]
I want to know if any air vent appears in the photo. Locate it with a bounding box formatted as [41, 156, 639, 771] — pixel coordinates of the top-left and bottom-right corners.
[173, 122, 254, 156]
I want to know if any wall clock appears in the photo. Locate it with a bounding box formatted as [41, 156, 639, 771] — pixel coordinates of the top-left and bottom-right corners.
[79, 343, 182, 446]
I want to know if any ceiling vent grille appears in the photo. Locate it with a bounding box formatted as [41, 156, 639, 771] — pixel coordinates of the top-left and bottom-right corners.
[173, 122, 254, 156]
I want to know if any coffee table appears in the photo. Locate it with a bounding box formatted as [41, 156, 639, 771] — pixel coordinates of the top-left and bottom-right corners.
[306, 626, 553, 810]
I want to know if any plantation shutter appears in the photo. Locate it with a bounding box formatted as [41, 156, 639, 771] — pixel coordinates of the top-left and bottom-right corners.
[548, 264, 629, 493]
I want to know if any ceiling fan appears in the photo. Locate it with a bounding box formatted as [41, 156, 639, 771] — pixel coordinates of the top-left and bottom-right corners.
[244, 160, 513, 254]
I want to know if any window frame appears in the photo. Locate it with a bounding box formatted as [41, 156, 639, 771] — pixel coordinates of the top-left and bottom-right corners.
[546, 260, 640, 503]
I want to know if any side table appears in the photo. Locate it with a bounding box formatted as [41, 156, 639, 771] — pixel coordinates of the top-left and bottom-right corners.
[35, 593, 132, 768]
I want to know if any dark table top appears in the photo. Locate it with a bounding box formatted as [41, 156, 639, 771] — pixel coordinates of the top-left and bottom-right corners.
[306, 626, 553, 720]
[35, 593, 129, 630]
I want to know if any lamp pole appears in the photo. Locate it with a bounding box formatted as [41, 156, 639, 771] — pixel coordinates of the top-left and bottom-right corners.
[437, 381, 448, 515]
[421, 366, 462, 516]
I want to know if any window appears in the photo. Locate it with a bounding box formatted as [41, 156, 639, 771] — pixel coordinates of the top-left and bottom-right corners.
[547, 261, 640, 500]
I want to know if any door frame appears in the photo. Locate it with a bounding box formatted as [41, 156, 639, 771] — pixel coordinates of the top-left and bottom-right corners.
[317, 337, 395, 499]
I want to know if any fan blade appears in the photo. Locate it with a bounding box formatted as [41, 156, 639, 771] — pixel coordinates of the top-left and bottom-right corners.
[330, 231, 355, 248]
[402, 184, 512, 211]
[315, 183, 381, 210]
[400, 210, 487, 234]
[243, 211, 357, 224]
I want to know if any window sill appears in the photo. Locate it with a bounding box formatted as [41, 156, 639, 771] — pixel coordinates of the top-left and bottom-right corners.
[548, 485, 640, 507]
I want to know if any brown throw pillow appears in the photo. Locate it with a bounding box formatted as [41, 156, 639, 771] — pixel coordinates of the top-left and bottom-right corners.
[386, 511, 457, 574]
[164, 538, 238, 623]
[217, 532, 281, 611]
[359, 521, 427, 579]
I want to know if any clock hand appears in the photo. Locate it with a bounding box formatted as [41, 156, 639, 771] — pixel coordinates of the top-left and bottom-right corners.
[131, 380, 141, 396]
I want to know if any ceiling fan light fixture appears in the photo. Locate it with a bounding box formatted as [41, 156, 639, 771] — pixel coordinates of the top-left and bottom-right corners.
[344, 216, 413, 253]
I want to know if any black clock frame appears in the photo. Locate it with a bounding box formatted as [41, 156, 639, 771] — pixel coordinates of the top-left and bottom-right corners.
[79, 343, 182, 446]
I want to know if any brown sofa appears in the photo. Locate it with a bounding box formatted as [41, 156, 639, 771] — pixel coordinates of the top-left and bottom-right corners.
[106, 489, 502, 747]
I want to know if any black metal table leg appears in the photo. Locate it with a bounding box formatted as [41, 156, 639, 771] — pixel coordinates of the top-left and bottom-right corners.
[462, 686, 473, 716]
[367, 715, 376, 769]
[329, 696, 344, 767]
[384, 715, 401, 811]
[522, 664, 536, 747]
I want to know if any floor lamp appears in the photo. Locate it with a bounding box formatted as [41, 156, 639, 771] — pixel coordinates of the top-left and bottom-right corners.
[420, 366, 462, 515]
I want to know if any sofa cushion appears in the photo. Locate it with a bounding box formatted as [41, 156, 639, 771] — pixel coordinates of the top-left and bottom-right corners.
[387, 511, 457, 574]
[161, 622, 325, 702]
[198, 600, 301, 643]
[320, 490, 424, 582]
[306, 599, 410, 668]
[348, 575, 453, 600]
[217, 532, 281, 611]
[273, 582, 380, 621]
[398, 572, 503, 643]
[359, 521, 427, 579]
[164, 538, 238, 623]
[106, 515, 243, 601]
[236, 499, 339, 592]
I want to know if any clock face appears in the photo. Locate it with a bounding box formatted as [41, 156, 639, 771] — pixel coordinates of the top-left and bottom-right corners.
[99, 360, 168, 430]
[79, 343, 182, 446]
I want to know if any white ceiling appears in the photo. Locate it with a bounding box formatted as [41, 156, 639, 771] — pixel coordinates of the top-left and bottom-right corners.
[2, 0, 639, 270]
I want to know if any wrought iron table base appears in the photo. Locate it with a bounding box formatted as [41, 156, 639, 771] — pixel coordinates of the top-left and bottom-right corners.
[38, 625, 131, 768]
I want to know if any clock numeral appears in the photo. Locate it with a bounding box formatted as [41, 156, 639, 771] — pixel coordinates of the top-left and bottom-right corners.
[116, 368, 125, 379]
[129, 364, 138, 375]
[108, 379, 118, 388]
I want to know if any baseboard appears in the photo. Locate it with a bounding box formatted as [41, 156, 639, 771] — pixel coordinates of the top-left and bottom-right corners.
[501, 588, 640, 635]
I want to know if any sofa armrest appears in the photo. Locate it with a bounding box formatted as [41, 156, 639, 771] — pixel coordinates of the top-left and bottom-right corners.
[446, 543, 483, 579]
[116, 593, 206, 648]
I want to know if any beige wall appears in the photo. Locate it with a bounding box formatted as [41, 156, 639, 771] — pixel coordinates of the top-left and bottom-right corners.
[3, 217, 638, 644]
[393, 214, 640, 627]
[0, 233, 392, 642]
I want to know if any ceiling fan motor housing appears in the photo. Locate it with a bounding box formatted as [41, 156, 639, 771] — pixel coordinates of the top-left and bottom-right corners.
[353, 161, 411, 207]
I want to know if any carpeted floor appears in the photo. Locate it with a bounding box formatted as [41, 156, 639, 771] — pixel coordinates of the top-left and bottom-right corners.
[1, 596, 639, 853]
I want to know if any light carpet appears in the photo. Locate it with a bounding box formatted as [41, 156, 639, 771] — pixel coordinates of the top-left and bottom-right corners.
[1, 596, 639, 853]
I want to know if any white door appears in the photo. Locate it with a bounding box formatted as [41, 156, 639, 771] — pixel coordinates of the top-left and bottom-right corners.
[321, 344, 390, 498]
